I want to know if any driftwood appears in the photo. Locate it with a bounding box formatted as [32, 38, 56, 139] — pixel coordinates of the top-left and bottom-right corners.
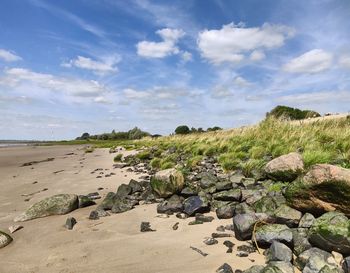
[190, 246, 208, 257]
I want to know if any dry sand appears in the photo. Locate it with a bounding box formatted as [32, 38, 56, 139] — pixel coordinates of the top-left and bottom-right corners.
[0, 145, 265, 273]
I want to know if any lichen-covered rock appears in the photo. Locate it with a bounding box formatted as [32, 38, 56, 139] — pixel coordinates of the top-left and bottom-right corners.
[78, 195, 95, 208]
[243, 265, 265, 273]
[150, 168, 184, 198]
[0, 231, 13, 248]
[308, 212, 350, 255]
[263, 262, 294, 273]
[200, 172, 218, 189]
[216, 180, 233, 191]
[299, 213, 316, 228]
[216, 263, 233, 273]
[213, 188, 241, 202]
[286, 164, 350, 216]
[295, 247, 336, 271]
[235, 203, 255, 215]
[254, 196, 278, 215]
[264, 152, 304, 182]
[128, 179, 143, 193]
[292, 228, 312, 256]
[98, 192, 116, 210]
[255, 224, 293, 247]
[14, 194, 78, 222]
[274, 204, 302, 227]
[216, 203, 235, 219]
[116, 184, 133, 197]
[111, 198, 134, 213]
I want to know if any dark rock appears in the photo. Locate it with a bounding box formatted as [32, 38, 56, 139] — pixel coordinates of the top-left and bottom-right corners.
[157, 194, 183, 214]
[264, 261, 294, 273]
[255, 224, 293, 247]
[274, 204, 302, 227]
[180, 186, 199, 197]
[0, 231, 13, 248]
[200, 172, 218, 189]
[183, 196, 209, 216]
[235, 203, 255, 215]
[188, 220, 203, 225]
[195, 213, 214, 223]
[216, 181, 234, 191]
[176, 212, 188, 219]
[298, 213, 316, 228]
[78, 195, 96, 208]
[212, 233, 234, 238]
[140, 222, 155, 232]
[216, 263, 233, 273]
[129, 179, 143, 193]
[309, 211, 350, 255]
[216, 204, 235, 219]
[237, 244, 256, 254]
[89, 210, 99, 220]
[225, 224, 234, 231]
[116, 184, 133, 197]
[111, 198, 134, 213]
[87, 192, 101, 199]
[243, 266, 264, 273]
[65, 217, 77, 230]
[268, 241, 292, 262]
[98, 192, 115, 210]
[292, 228, 312, 256]
[253, 196, 277, 215]
[224, 240, 235, 253]
[342, 257, 350, 273]
[204, 237, 218, 245]
[233, 213, 257, 240]
[172, 222, 179, 230]
[240, 178, 256, 188]
[237, 252, 249, 257]
[213, 189, 241, 202]
[217, 225, 226, 232]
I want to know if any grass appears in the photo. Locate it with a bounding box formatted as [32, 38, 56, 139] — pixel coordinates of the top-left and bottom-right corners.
[113, 153, 123, 162]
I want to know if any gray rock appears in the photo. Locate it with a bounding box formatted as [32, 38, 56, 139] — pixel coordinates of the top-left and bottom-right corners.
[98, 192, 116, 210]
[200, 172, 218, 189]
[213, 189, 241, 202]
[264, 152, 304, 182]
[216, 204, 235, 219]
[274, 204, 302, 227]
[298, 213, 316, 228]
[264, 261, 294, 273]
[255, 224, 293, 247]
[0, 231, 13, 248]
[235, 203, 255, 215]
[129, 179, 143, 193]
[204, 237, 218, 245]
[241, 178, 256, 188]
[140, 222, 155, 232]
[268, 241, 292, 262]
[151, 168, 184, 198]
[89, 210, 99, 220]
[157, 194, 183, 214]
[14, 194, 78, 222]
[292, 228, 312, 256]
[233, 213, 257, 240]
[230, 173, 245, 184]
[237, 244, 256, 253]
[183, 196, 209, 216]
[111, 198, 134, 213]
[303, 254, 339, 273]
[216, 263, 233, 273]
[195, 213, 214, 222]
[243, 265, 265, 273]
[309, 212, 350, 255]
[65, 217, 77, 230]
[216, 180, 234, 191]
[78, 195, 96, 208]
[253, 196, 277, 215]
[295, 247, 335, 271]
[342, 256, 350, 273]
[180, 187, 198, 197]
[116, 184, 133, 197]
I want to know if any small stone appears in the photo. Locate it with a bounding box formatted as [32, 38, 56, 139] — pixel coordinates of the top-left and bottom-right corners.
[188, 220, 203, 225]
[223, 240, 235, 248]
[237, 244, 256, 254]
[212, 233, 234, 238]
[216, 263, 233, 273]
[298, 212, 315, 228]
[8, 225, 23, 234]
[0, 231, 13, 248]
[237, 252, 249, 257]
[65, 217, 77, 230]
[89, 210, 99, 220]
[204, 237, 218, 245]
[140, 222, 155, 232]
[332, 251, 343, 266]
[217, 225, 226, 232]
[195, 213, 214, 223]
[172, 222, 179, 230]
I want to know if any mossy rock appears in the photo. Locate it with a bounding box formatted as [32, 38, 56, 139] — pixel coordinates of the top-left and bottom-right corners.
[253, 196, 278, 215]
[309, 211, 350, 255]
[14, 194, 79, 222]
[150, 168, 184, 198]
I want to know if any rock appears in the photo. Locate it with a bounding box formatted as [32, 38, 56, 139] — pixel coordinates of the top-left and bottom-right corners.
[303, 255, 339, 273]
[216, 180, 234, 191]
[216, 263, 233, 273]
[274, 204, 302, 227]
[129, 179, 143, 193]
[65, 217, 77, 230]
[188, 220, 203, 225]
[235, 203, 255, 215]
[268, 241, 292, 262]
[237, 244, 256, 254]
[150, 168, 184, 198]
[204, 237, 218, 245]
[213, 189, 242, 202]
[255, 224, 293, 247]
[224, 240, 235, 253]
[183, 196, 209, 216]
[140, 222, 155, 232]
[8, 225, 23, 234]
[180, 187, 199, 197]
[176, 212, 188, 219]
[0, 231, 13, 248]
[264, 261, 294, 273]
[264, 152, 304, 182]
[200, 172, 218, 189]
[342, 256, 350, 273]
[243, 265, 265, 273]
[286, 164, 350, 216]
[230, 173, 245, 184]
[172, 222, 179, 230]
[216, 204, 235, 219]
[111, 198, 134, 213]
[89, 210, 99, 220]
[233, 213, 257, 240]
[96, 209, 110, 217]
[299, 213, 316, 228]
[98, 192, 115, 210]
[295, 247, 335, 271]
[157, 194, 183, 214]
[116, 184, 133, 197]
[241, 178, 256, 188]
[217, 225, 226, 232]
[14, 194, 78, 222]
[309, 211, 350, 255]
[237, 251, 249, 257]
[292, 228, 312, 256]
[253, 196, 278, 215]
[332, 252, 343, 266]
[78, 195, 96, 208]
[212, 233, 234, 238]
[195, 213, 214, 222]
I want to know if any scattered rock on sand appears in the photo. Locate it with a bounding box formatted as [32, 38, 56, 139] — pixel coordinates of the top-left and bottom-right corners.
[157, 194, 184, 214]
[216, 263, 233, 273]
[0, 231, 13, 248]
[140, 222, 155, 232]
[172, 222, 179, 230]
[65, 217, 77, 230]
[14, 194, 79, 222]
[264, 152, 304, 182]
[89, 210, 99, 220]
[195, 213, 214, 223]
[203, 237, 218, 245]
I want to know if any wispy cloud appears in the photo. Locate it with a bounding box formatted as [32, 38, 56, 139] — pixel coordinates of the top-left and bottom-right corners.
[0, 48, 22, 62]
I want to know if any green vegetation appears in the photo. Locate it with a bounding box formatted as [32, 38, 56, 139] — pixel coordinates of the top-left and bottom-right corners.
[84, 147, 94, 153]
[266, 105, 320, 120]
[175, 125, 190, 135]
[77, 127, 150, 141]
[113, 153, 123, 162]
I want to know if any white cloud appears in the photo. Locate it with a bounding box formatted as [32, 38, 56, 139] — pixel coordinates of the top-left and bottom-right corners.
[339, 55, 350, 69]
[0, 49, 22, 62]
[233, 76, 252, 88]
[123, 88, 150, 99]
[0, 68, 109, 97]
[197, 22, 295, 64]
[276, 90, 350, 104]
[62, 55, 119, 75]
[283, 49, 333, 74]
[94, 96, 112, 104]
[250, 50, 265, 61]
[137, 28, 185, 58]
[181, 51, 192, 63]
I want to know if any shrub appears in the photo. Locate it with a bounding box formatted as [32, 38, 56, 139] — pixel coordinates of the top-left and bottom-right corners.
[113, 153, 123, 162]
[175, 125, 190, 135]
[266, 105, 320, 120]
[136, 150, 152, 160]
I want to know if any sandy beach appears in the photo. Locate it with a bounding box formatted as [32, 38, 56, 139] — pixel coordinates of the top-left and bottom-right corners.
[0, 145, 264, 273]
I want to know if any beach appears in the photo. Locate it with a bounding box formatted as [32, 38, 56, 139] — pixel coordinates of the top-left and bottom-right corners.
[0, 145, 264, 273]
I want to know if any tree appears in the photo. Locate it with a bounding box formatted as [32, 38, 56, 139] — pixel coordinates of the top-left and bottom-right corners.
[175, 125, 190, 135]
[267, 105, 320, 120]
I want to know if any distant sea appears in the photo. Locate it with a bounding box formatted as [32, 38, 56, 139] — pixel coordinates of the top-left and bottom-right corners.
[0, 143, 29, 148]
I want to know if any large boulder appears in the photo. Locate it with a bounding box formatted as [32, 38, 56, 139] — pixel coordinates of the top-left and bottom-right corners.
[233, 213, 257, 240]
[183, 196, 209, 216]
[274, 204, 302, 227]
[216, 203, 235, 219]
[212, 189, 241, 202]
[264, 152, 304, 182]
[0, 231, 13, 248]
[286, 164, 350, 216]
[150, 168, 184, 198]
[308, 212, 350, 255]
[255, 224, 293, 247]
[267, 241, 293, 262]
[157, 195, 184, 214]
[14, 194, 78, 222]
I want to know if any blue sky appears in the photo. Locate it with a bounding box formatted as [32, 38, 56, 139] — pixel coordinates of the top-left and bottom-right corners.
[0, 0, 350, 140]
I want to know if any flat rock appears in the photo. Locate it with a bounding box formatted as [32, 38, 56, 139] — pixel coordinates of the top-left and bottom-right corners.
[255, 224, 293, 247]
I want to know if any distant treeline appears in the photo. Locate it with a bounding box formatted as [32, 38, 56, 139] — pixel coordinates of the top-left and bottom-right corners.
[266, 105, 320, 120]
[76, 127, 150, 140]
[174, 125, 222, 135]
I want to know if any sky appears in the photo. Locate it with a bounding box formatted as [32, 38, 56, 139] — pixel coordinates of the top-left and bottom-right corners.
[0, 0, 350, 140]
